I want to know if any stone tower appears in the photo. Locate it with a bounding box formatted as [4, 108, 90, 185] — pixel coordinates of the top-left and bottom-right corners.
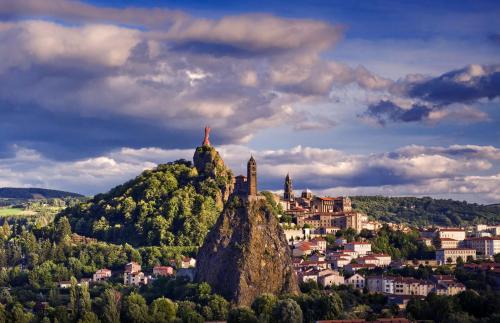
[284, 173, 294, 201]
[247, 156, 257, 196]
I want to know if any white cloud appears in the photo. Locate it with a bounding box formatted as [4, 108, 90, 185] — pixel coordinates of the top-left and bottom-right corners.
[0, 144, 498, 204]
[0, 3, 393, 148]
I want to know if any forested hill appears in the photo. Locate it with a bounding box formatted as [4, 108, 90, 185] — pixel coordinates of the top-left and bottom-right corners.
[351, 196, 500, 227]
[58, 145, 234, 247]
[0, 187, 83, 199]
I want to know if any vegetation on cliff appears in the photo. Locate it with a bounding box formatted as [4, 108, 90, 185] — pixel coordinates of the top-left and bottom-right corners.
[59, 146, 233, 247]
[351, 196, 500, 226]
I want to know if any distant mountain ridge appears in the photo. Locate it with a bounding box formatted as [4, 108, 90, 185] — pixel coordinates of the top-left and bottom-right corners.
[351, 196, 500, 226]
[0, 187, 83, 199]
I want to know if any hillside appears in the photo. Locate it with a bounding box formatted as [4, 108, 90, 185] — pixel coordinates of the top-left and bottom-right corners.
[59, 146, 233, 247]
[0, 187, 83, 199]
[351, 196, 500, 227]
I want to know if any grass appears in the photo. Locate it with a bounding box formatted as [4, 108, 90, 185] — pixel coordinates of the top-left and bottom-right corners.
[0, 207, 34, 217]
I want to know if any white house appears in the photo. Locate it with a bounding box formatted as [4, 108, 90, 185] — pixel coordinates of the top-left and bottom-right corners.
[437, 228, 466, 241]
[318, 270, 345, 287]
[181, 257, 196, 269]
[345, 274, 365, 289]
[93, 268, 112, 281]
[344, 242, 371, 255]
[310, 237, 327, 251]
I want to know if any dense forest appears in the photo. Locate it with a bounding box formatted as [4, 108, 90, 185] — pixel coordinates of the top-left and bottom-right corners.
[351, 196, 500, 226]
[59, 147, 233, 248]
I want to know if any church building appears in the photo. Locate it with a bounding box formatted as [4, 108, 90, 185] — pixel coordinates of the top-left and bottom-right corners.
[234, 156, 258, 197]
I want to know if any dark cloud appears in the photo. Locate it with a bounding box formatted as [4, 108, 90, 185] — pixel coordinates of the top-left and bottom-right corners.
[360, 100, 431, 125]
[407, 64, 500, 104]
[0, 102, 205, 160]
[360, 64, 498, 125]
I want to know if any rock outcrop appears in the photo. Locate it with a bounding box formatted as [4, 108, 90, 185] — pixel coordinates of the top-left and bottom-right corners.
[193, 145, 234, 207]
[195, 196, 299, 306]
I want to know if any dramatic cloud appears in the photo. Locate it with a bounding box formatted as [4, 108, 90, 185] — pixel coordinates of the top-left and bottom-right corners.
[360, 64, 498, 125]
[360, 100, 488, 125]
[404, 64, 500, 104]
[1, 144, 498, 204]
[0, 1, 392, 159]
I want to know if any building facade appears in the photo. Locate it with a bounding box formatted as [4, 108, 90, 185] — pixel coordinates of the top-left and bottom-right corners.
[436, 248, 476, 264]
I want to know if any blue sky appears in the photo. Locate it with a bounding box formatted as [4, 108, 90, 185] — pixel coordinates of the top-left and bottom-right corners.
[0, 0, 498, 203]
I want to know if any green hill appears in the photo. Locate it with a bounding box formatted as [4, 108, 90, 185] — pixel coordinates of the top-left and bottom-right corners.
[0, 187, 83, 199]
[59, 145, 233, 247]
[351, 196, 500, 227]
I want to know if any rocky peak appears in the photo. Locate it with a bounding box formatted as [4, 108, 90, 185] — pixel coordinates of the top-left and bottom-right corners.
[195, 195, 299, 306]
[193, 145, 234, 207]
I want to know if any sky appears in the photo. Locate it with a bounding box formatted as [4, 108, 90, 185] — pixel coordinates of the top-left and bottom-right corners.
[0, 0, 499, 203]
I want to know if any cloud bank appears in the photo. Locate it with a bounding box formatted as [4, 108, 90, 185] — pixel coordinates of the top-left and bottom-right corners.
[1, 144, 497, 204]
[0, 0, 395, 160]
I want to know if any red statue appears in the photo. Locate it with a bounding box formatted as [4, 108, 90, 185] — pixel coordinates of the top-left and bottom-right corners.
[203, 126, 211, 146]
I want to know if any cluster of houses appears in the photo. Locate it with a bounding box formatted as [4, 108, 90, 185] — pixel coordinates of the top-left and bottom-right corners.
[289, 225, 475, 300]
[418, 226, 500, 264]
[277, 174, 385, 233]
[58, 256, 196, 288]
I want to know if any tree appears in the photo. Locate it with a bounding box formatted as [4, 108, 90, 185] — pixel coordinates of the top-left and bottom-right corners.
[317, 292, 343, 319]
[197, 282, 212, 297]
[0, 222, 11, 240]
[55, 216, 72, 242]
[124, 293, 150, 323]
[10, 303, 34, 323]
[69, 277, 79, 320]
[78, 312, 100, 323]
[227, 306, 258, 323]
[0, 304, 6, 323]
[150, 297, 176, 322]
[251, 293, 277, 323]
[49, 287, 61, 307]
[271, 299, 303, 323]
[103, 289, 121, 323]
[78, 283, 92, 317]
[177, 301, 204, 323]
[207, 295, 229, 320]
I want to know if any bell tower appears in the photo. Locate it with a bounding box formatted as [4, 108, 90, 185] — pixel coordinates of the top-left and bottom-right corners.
[247, 156, 257, 196]
[284, 173, 294, 201]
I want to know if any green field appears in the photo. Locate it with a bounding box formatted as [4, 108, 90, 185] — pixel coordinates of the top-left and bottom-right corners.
[0, 207, 34, 217]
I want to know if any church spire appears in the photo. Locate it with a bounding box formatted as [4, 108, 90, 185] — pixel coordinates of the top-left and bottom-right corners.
[247, 156, 257, 196]
[284, 173, 294, 201]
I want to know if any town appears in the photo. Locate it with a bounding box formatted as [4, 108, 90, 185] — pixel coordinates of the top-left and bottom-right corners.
[279, 174, 499, 308]
[61, 158, 500, 317]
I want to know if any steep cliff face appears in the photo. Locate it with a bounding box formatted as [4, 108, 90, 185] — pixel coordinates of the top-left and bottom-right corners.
[195, 196, 299, 306]
[193, 145, 234, 207]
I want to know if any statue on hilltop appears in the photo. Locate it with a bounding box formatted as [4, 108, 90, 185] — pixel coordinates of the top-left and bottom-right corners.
[203, 126, 211, 146]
